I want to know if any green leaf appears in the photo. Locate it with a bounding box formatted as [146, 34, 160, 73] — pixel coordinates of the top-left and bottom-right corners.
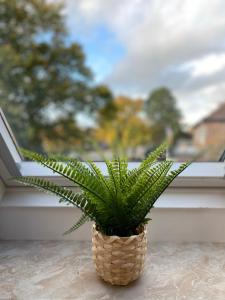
[132, 162, 191, 227]
[63, 214, 89, 235]
[126, 161, 173, 210]
[20, 148, 109, 205]
[125, 141, 168, 189]
[13, 176, 96, 220]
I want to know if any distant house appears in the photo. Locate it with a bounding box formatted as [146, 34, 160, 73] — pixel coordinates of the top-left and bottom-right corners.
[192, 102, 225, 160]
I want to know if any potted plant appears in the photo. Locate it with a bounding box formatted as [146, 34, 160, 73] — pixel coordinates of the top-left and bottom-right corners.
[14, 143, 190, 285]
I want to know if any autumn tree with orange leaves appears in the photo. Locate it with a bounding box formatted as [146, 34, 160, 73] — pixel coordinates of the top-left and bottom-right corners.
[94, 96, 152, 158]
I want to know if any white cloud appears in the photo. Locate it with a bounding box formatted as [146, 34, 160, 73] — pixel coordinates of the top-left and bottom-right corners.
[65, 0, 225, 124]
[181, 54, 225, 77]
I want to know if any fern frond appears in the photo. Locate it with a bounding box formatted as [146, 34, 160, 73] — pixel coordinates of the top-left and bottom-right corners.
[86, 160, 129, 224]
[20, 149, 109, 204]
[105, 160, 119, 195]
[139, 141, 168, 169]
[48, 154, 113, 201]
[13, 176, 96, 220]
[63, 214, 89, 235]
[125, 142, 168, 189]
[117, 158, 128, 190]
[132, 162, 191, 226]
[87, 160, 113, 196]
[126, 161, 173, 209]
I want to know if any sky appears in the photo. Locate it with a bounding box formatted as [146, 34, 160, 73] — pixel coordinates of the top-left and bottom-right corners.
[63, 0, 225, 126]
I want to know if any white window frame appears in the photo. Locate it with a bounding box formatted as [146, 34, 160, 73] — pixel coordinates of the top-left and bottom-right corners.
[0, 108, 225, 191]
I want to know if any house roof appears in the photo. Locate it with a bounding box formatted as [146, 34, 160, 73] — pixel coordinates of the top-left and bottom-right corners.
[193, 102, 225, 128]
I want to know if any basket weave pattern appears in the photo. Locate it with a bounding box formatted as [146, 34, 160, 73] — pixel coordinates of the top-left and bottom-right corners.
[92, 224, 147, 285]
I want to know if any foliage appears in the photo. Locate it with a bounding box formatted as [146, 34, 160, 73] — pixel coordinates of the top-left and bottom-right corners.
[0, 0, 113, 152]
[14, 143, 190, 237]
[145, 87, 182, 145]
[95, 96, 152, 158]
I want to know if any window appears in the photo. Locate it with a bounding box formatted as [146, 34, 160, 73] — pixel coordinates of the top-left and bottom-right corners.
[0, 1, 225, 162]
[0, 109, 224, 192]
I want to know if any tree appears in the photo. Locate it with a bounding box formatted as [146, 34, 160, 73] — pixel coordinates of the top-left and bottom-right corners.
[94, 96, 152, 158]
[145, 87, 182, 145]
[0, 0, 112, 152]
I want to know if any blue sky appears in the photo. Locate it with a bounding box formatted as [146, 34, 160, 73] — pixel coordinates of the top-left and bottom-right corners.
[65, 9, 126, 83]
[74, 24, 125, 83]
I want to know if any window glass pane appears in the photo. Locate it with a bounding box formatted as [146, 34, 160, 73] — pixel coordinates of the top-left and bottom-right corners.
[0, 0, 225, 161]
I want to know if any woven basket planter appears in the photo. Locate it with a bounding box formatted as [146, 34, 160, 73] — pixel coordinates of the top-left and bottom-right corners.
[92, 224, 147, 286]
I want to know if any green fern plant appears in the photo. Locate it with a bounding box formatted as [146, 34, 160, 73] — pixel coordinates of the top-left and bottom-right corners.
[14, 143, 190, 237]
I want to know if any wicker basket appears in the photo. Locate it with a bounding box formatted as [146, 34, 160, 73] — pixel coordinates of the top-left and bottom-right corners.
[92, 224, 147, 285]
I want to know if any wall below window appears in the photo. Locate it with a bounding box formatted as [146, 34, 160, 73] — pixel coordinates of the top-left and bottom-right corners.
[1, 187, 225, 242]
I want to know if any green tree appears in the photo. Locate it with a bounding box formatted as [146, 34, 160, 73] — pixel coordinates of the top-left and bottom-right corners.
[0, 0, 112, 152]
[145, 87, 182, 145]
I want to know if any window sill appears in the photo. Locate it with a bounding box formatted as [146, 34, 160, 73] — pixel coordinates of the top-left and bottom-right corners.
[2, 186, 225, 209]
